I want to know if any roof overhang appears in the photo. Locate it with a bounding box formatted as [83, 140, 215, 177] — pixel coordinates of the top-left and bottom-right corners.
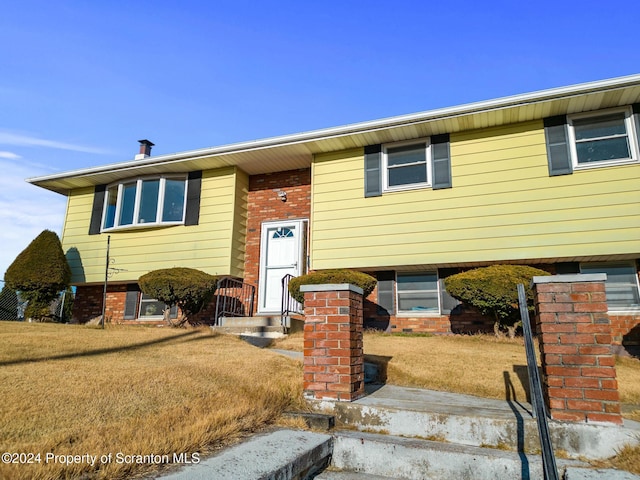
[28, 73, 640, 195]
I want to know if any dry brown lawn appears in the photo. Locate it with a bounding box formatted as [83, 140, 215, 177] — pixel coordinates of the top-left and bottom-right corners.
[274, 331, 640, 410]
[0, 321, 304, 480]
[3, 323, 639, 479]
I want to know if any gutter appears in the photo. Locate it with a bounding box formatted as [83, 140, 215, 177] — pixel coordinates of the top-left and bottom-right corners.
[26, 73, 640, 185]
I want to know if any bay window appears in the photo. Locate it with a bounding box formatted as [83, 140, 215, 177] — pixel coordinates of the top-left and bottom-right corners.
[102, 175, 187, 230]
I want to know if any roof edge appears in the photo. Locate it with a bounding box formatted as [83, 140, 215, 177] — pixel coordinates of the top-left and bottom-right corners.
[27, 73, 640, 186]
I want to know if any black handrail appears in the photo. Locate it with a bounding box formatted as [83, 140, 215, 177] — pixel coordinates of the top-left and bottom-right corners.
[517, 283, 559, 480]
[214, 277, 255, 325]
[281, 274, 302, 327]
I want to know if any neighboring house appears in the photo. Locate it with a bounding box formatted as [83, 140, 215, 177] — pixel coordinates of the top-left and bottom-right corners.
[28, 75, 640, 345]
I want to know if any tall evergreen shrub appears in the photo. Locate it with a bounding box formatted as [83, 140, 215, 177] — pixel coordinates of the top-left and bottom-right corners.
[4, 230, 71, 321]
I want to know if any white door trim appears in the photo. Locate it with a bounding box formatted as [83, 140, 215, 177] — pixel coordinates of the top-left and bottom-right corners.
[257, 219, 308, 313]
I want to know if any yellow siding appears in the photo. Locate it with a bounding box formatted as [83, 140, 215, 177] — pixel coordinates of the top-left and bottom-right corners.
[230, 170, 249, 277]
[61, 168, 246, 284]
[311, 121, 640, 269]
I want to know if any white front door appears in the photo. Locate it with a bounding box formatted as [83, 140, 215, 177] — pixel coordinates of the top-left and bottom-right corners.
[258, 219, 307, 313]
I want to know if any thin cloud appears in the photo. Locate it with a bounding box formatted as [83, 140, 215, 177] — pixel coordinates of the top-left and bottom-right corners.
[0, 160, 66, 278]
[0, 151, 21, 159]
[0, 130, 111, 155]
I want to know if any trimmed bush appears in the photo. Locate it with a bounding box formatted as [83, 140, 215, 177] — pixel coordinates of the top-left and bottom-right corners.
[444, 264, 550, 337]
[4, 230, 71, 321]
[138, 268, 218, 327]
[288, 269, 376, 304]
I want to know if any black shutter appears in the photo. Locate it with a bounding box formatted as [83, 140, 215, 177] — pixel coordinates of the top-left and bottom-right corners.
[555, 262, 580, 275]
[123, 285, 140, 320]
[431, 134, 452, 190]
[376, 271, 395, 315]
[184, 171, 202, 226]
[88, 184, 106, 235]
[633, 104, 640, 154]
[364, 145, 382, 197]
[544, 116, 573, 176]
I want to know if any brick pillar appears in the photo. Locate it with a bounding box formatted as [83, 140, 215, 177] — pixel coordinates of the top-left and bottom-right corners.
[532, 274, 622, 425]
[301, 284, 364, 402]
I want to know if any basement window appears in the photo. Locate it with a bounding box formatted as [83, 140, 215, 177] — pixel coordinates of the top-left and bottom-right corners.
[580, 262, 640, 311]
[396, 272, 440, 313]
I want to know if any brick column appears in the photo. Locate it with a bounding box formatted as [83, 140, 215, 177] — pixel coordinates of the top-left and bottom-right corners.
[532, 274, 622, 425]
[301, 284, 364, 402]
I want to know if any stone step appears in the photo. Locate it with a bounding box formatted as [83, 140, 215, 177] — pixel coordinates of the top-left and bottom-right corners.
[328, 430, 588, 480]
[314, 384, 640, 460]
[157, 429, 332, 480]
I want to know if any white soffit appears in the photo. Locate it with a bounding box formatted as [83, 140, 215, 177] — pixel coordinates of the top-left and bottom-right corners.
[28, 74, 640, 195]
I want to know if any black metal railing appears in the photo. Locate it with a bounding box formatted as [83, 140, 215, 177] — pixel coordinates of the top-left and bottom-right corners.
[281, 274, 302, 327]
[213, 277, 255, 325]
[517, 283, 559, 480]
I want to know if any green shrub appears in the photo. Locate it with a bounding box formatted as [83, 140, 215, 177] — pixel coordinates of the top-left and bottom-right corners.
[444, 264, 550, 337]
[138, 268, 218, 327]
[4, 230, 71, 321]
[288, 269, 376, 304]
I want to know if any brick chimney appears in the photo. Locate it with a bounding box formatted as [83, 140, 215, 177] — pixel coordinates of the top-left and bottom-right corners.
[135, 139, 154, 160]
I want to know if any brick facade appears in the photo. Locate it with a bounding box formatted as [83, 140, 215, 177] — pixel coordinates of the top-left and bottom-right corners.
[362, 267, 640, 344]
[302, 284, 365, 402]
[533, 275, 622, 425]
[244, 169, 311, 289]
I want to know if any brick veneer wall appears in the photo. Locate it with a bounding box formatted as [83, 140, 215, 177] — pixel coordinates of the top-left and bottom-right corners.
[71, 285, 104, 323]
[533, 274, 622, 425]
[302, 284, 365, 402]
[244, 169, 311, 288]
[609, 313, 640, 345]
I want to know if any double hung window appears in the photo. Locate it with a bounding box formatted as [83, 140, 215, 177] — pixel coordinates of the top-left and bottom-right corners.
[102, 176, 187, 230]
[568, 107, 639, 169]
[383, 139, 430, 191]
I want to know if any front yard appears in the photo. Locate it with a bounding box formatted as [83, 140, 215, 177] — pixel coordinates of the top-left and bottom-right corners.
[2, 322, 639, 479]
[0, 322, 304, 480]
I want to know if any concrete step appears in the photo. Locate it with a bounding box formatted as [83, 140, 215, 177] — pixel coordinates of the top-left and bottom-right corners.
[315, 471, 398, 479]
[217, 315, 282, 328]
[314, 384, 640, 460]
[157, 429, 332, 480]
[329, 430, 588, 480]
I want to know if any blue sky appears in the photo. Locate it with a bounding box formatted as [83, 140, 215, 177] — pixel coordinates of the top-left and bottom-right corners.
[1, 0, 639, 278]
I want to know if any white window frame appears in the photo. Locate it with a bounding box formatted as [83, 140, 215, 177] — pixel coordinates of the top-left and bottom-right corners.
[382, 138, 431, 192]
[567, 106, 639, 171]
[395, 271, 441, 316]
[580, 261, 640, 313]
[101, 175, 187, 231]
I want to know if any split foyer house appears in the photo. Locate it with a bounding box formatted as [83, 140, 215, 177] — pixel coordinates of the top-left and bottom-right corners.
[28, 75, 640, 345]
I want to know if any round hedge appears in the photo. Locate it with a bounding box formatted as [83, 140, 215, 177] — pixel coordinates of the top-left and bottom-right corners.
[288, 269, 376, 304]
[443, 264, 550, 325]
[138, 268, 218, 326]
